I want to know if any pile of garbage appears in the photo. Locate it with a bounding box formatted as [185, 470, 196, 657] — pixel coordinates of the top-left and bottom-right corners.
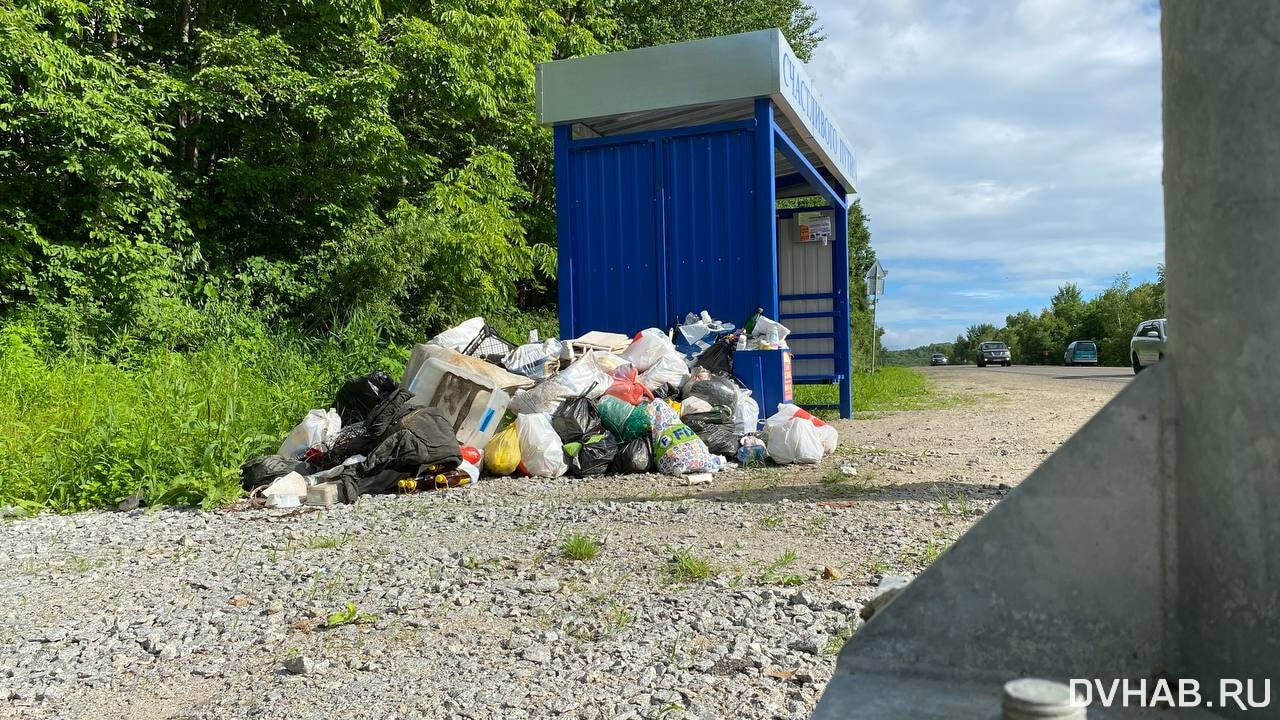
[240, 313, 838, 506]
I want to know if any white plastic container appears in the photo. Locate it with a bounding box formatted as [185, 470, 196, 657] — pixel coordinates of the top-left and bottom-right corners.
[405, 358, 511, 450]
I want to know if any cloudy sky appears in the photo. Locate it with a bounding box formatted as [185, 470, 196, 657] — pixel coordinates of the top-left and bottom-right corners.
[805, 0, 1164, 349]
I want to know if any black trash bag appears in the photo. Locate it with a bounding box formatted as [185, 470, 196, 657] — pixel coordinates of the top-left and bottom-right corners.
[695, 339, 735, 376]
[326, 464, 403, 504]
[365, 387, 415, 439]
[552, 395, 603, 443]
[691, 423, 739, 458]
[610, 437, 655, 475]
[312, 421, 377, 470]
[570, 432, 620, 477]
[334, 371, 398, 425]
[239, 455, 312, 491]
[650, 382, 681, 400]
[362, 406, 462, 477]
[681, 375, 738, 407]
[682, 407, 736, 432]
[682, 407, 739, 458]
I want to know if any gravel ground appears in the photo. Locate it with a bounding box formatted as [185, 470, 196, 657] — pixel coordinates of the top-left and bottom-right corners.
[1, 367, 1122, 720]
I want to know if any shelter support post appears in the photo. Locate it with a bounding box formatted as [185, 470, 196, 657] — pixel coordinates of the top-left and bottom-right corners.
[753, 98, 779, 320]
[813, 2, 1279, 717]
[833, 201, 852, 418]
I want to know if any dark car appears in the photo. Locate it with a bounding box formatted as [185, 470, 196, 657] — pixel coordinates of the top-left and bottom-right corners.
[976, 341, 1011, 367]
[1064, 340, 1099, 366]
[930, 353, 948, 366]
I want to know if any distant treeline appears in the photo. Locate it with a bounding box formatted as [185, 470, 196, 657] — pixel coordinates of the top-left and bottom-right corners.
[947, 270, 1165, 366]
[880, 343, 954, 367]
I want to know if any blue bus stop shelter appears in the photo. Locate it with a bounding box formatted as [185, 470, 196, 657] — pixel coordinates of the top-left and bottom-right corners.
[536, 30, 858, 418]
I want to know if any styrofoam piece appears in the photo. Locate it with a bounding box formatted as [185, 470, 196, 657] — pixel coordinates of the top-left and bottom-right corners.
[402, 343, 533, 392]
[405, 357, 510, 450]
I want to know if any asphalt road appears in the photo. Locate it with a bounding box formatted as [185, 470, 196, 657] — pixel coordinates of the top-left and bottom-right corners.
[923, 363, 1135, 384]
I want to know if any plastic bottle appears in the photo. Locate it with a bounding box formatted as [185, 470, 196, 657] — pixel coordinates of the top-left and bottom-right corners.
[528, 329, 539, 343]
[745, 307, 763, 335]
[736, 333, 747, 351]
[431, 470, 471, 489]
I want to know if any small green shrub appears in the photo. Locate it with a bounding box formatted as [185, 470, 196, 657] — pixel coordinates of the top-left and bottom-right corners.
[325, 602, 376, 628]
[561, 534, 601, 562]
[668, 548, 714, 582]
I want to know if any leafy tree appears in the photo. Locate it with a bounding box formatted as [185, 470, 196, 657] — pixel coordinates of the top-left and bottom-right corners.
[948, 270, 1165, 366]
[1, 1, 192, 332]
[2, 0, 831, 342]
[611, 0, 823, 60]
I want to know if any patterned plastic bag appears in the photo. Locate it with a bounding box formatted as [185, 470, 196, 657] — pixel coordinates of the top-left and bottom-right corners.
[646, 400, 725, 476]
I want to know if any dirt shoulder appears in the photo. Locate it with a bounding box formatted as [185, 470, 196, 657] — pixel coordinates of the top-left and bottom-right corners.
[0, 368, 1123, 720]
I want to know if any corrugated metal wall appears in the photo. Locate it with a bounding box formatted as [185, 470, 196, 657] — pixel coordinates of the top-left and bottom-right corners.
[565, 140, 664, 334]
[663, 130, 758, 325]
[562, 128, 762, 335]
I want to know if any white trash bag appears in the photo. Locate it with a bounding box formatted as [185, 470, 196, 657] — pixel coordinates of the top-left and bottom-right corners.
[279, 408, 341, 459]
[516, 413, 567, 478]
[734, 391, 760, 435]
[750, 315, 792, 345]
[766, 417, 824, 465]
[620, 328, 677, 371]
[508, 353, 611, 415]
[764, 403, 838, 457]
[427, 316, 486, 353]
[503, 339, 564, 381]
[770, 403, 838, 453]
[639, 352, 690, 391]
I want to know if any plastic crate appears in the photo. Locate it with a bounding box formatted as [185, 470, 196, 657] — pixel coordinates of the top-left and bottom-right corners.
[462, 324, 519, 364]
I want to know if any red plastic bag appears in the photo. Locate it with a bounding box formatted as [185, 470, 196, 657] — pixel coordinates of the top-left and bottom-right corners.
[603, 378, 653, 405]
[602, 366, 655, 405]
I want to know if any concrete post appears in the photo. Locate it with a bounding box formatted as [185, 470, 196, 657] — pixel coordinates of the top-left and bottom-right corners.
[811, 3, 1280, 717]
[1164, 1, 1280, 707]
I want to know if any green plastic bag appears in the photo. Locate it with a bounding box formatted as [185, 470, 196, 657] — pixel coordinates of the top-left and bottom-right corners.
[598, 396, 651, 441]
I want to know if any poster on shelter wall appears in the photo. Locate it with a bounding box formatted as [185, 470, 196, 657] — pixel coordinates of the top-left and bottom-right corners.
[796, 212, 831, 245]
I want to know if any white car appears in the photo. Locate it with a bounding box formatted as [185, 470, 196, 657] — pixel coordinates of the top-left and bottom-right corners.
[1130, 319, 1167, 374]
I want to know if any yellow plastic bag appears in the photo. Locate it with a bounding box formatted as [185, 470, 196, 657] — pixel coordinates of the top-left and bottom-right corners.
[484, 424, 521, 476]
[664, 398, 682, 415]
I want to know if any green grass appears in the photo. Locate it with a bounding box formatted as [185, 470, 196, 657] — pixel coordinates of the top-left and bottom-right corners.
[793, 366, 973, 419]
[668, 547, 714, 583]
[823, 624, 854, 656]
[560, 533, 601, 562]
[324, 601, 376, 628]
[0, 305, 542, 512]
[307, 534, 351, 550]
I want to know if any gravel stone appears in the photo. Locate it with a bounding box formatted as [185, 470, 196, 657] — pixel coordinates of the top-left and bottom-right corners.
[0, 369, 1115, 720]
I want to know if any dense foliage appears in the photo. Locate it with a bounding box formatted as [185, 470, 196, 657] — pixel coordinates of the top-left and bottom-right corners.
[880, 342, 954, 367]
[1, 0, 825, 341]
[947, 270, 1166, 366]
[1, 0, 861, 511]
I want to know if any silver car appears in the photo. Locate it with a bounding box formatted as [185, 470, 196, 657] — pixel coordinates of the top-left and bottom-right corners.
[1130, 318, 1167, 374]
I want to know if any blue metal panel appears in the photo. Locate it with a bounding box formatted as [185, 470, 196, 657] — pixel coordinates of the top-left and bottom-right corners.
[834, 202, 852, 418]
[663, 127, 761, 325]
[754, 99, 779, 320]
[567, 119, 755, 151]
[565, 139, 663, 336]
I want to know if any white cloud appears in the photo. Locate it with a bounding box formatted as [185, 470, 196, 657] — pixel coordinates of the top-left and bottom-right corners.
[807, 0, 1164, 348]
